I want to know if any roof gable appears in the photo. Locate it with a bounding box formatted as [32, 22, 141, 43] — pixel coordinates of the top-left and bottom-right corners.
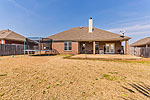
[0, 29, 25, 41]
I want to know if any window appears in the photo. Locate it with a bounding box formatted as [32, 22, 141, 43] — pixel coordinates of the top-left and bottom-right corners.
[64, 42, 72, 51]
[1, 40, 4, 44]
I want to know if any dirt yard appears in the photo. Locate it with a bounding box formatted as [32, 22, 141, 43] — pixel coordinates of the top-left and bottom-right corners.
[0, 55, 150, 100]
[70, 54, 142, 60]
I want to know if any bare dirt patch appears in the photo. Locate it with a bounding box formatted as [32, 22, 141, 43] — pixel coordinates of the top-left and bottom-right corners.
[70, 54, 142, 60]
[0, 55, 150, 100]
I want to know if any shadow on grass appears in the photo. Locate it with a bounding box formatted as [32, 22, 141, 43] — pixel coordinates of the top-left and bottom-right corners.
[30, 54, 57, 56]
[62, 54, 75, 59]
[122, 82, 150, 99]
[120, 97, 135, 100]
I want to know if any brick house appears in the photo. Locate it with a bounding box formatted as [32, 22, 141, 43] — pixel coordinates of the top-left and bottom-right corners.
[130, 37, 150, 57]
[0, 29, 25, 45]
[130, 37, 150, 48]
[48, 18, 131, 55]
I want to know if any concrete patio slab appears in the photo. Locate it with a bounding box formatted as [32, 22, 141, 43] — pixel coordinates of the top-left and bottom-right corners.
[70, 54, 142, 60]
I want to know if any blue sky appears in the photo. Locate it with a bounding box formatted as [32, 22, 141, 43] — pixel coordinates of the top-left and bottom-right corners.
[0, 0, 150, 43]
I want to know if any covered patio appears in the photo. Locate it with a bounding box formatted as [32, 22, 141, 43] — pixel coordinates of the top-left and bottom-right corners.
[78, 40, 129, 55]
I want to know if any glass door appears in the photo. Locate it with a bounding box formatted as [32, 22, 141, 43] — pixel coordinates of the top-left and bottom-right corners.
[95, 43, 99, 54]
[81, 43, 86, 54]
[106, 43, 115, 53]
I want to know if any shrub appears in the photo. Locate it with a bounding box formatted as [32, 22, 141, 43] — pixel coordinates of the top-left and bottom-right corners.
[102, 74, 117, 81]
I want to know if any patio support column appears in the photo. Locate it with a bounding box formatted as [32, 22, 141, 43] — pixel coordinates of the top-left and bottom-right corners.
[146, 45, 148, 48]
[93, 41, 95, 54]
[125, 40, 129, 55]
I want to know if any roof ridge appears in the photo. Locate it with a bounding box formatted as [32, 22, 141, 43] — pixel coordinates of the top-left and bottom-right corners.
[148, 37, 150, 44]
[74, 27, 122, 35]
[4, 30, 12, 38]
[6, 30, 25, 38]
[48, 26, 131, 41]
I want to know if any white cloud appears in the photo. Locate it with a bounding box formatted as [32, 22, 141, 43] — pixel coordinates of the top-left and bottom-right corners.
[8, 0, 28, 12]
[8, 0, 49, 19]
[108, 24, 150, 35]
[127, 31, 150, 35]
[102, 16, 150, 27]
[8, 0, 36, 15]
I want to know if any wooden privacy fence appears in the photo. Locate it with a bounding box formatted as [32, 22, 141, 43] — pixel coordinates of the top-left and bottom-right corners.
[0, 44, 24, 56]
[129, 47, 150, 58]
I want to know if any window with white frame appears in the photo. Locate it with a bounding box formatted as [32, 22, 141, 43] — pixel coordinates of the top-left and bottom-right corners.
[64, 42, 72, 51]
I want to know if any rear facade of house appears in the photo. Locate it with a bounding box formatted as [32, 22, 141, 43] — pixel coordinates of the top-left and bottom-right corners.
[48, 18, 131, 55]
[52, 40, 123, 54]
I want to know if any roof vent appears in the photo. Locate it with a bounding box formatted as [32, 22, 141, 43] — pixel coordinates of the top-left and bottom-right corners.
[80, 27, 84, 29]
[120, 30, 125, 38]
[7, 29, 10, 32]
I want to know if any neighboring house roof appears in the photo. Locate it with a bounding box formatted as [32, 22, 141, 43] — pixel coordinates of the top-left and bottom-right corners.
[130, 37, 150, 47]
[48, 27, 131, 41]
[0, 29, 25, 41]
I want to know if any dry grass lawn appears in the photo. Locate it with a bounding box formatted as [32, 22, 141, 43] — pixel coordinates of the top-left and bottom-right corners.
[0, 55, 150, 100]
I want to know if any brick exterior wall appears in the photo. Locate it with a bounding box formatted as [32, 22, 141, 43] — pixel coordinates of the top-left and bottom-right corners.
[53, 41, 122, 54]
[0, 39, 24, 45]
[53, 41, 79, 54]
[5, 40, 24, 44]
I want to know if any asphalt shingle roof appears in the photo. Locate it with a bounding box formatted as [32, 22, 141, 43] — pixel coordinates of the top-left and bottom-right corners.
[48, 27, 131, 41]
[130, 37, 150, 47]
[0, 29, 25, 41]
